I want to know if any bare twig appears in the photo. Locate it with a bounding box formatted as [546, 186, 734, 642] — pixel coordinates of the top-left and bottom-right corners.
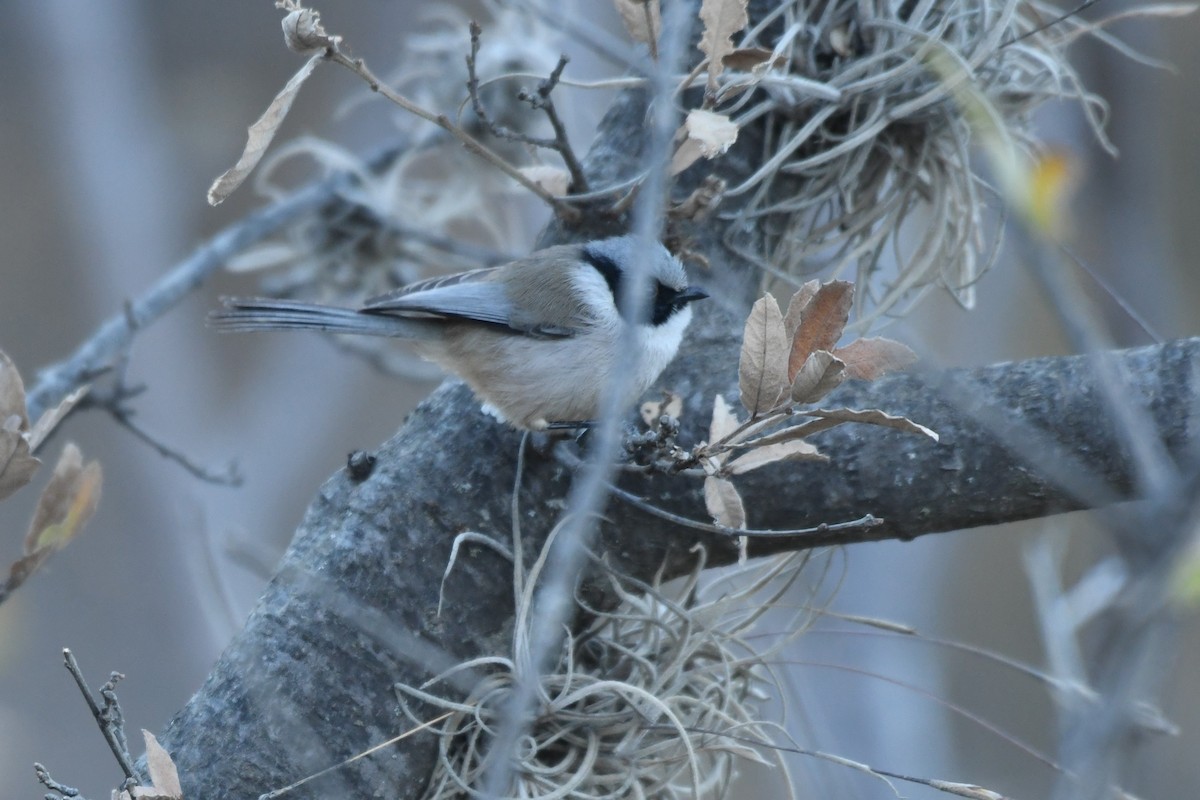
[322, 43, 580, 221]
[63, 649, 139, 784]
[34, 763, 88, 800]
[26, 151, 401, 423]
[75, 342, 243, 486]
[518, 58, 590, 193]
[465, 23, 589, 194]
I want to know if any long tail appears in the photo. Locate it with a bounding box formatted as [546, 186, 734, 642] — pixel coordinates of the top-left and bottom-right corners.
[210, 297, 427, 338]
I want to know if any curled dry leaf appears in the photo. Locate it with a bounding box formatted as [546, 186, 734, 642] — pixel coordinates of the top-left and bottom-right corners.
[786, 280, 854, 382]
[3, 443, 101, 601]
[670, 109, 739, 175]
[698, 0, 749, 92]
[518, 165, 570, 196]
[835, 337, 918, 381]
[805, 407, 939, 442]
[613, 0, 660, 48]
[704, 475, 746, 529]
[207, 54, 322, 206]
[24, 443, 102, 555]
[791, 350, 847, 404]
[281, 8, 337, 54]
[725, 438, 826, 475]
[738, 294, 789, 417]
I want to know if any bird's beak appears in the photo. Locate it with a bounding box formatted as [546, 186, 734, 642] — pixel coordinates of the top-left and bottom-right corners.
[677, 286, 709, 304]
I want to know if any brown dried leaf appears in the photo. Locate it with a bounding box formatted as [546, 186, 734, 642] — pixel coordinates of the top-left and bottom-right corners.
[518, 165, 570, 196]
[669, 110, 739, 175]
[725, 439, 826, 475]
[0, 348, 27, 430]
[738, 294, 789, 417]
[0, 417, 38, 502]
[28, 385, 89, 453]
[698, 0, 749, 91]
[143, 730, 183, 799]
[614, 0, 660, 47]
[791, 350, 847, 405]
[787, 281, 854, 382]
[834, 337, 918, 381]
[806, 407, 939, 442]
[782, 280, 820, 340]
[704, 475, 746, 529]
[722, 47, 778, 71]
[24, 443, 102, 554]
[208, 54, 322, 206]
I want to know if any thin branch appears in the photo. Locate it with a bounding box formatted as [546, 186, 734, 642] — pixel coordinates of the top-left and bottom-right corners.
[323, 44, 580, 221]
[465, 23, 589, 193]
[34, 763, 88, 800]
[26, 149, 402, 423]
[62, 649, 139, 784]
[517, 57, 590, 193]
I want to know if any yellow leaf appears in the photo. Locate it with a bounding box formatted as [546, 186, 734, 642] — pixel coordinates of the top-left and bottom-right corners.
[25, 444, 103, 554]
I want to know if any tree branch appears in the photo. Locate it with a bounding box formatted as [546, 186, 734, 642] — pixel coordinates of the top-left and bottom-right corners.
[25, 149, 402, 424]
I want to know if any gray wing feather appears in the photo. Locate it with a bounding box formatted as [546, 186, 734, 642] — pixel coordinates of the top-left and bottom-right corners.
[364, 268, 577, 338]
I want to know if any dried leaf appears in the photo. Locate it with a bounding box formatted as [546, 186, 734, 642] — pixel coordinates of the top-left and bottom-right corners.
[698, 0, 749, 91]
[704, 475, 746, 529]
[725, 439, 826, 475]
[738, 294, 789, 417]
[787, 281, 854, 382]
[0, 416, 38, 502]
[24, 443, 102, 554]
[669, 110, 739, 175]
[281, 8, 337, 54]
[721, 47, 778, 71]
[28, 385, 89, 453]
[0, 348, 27, 429]
[791, 350, 847, 405]
[806, 407, 939, 442]
[614, 0, 660, 47]
[518, 165, 570, 196]
[834, 337, 918, 381]
[143, 730, 183, 799]
[782, 280, 820, 340]
[208, 54, 322, 206]
[709, 393, 739, 444]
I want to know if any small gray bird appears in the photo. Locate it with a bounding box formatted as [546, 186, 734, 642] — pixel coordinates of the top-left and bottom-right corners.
[211, 236, 707, 430]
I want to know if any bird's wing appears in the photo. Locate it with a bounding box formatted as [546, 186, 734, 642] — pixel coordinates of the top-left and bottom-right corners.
[363, 268, 577, 338]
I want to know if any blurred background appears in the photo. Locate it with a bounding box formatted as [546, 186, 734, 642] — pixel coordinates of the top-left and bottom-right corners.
[0, 1, 1197, 797]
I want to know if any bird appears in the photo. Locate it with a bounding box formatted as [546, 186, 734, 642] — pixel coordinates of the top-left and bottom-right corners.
[210, 235, 708, 430]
